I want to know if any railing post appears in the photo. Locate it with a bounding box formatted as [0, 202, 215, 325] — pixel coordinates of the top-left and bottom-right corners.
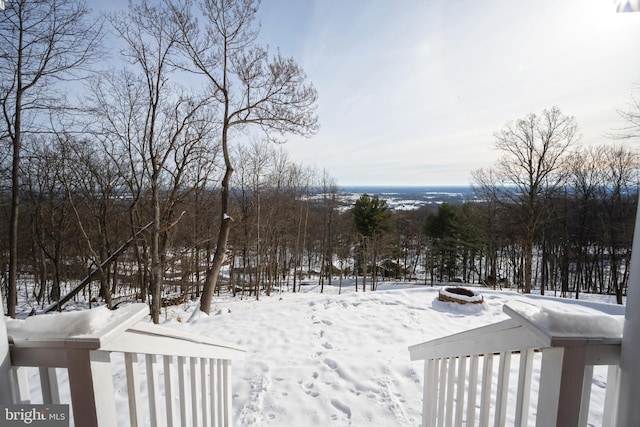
[536, 346, 587, 427]
[0, 288, 12, 404]
[66, 349, 118, 427]
[617, 195, 640, 427]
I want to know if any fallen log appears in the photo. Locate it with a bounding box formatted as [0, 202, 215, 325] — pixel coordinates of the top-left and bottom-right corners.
[42, 222, 153, 313]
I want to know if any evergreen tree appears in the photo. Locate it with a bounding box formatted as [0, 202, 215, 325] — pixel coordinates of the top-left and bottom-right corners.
[352, 194, 390, 291]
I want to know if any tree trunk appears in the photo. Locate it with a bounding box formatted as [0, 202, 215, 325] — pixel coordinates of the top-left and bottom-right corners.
[524, 238, 533, 293]
[362, 238, 367, 293]
[293, 203, 303, 293]
[200, 122, 233, 314]
[7, 83, 22, 319]
[149, 175, 162, 323]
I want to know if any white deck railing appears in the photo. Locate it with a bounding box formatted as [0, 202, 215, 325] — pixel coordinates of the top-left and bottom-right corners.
[6, 304, 246, 427]
[409, 304, 623, 427]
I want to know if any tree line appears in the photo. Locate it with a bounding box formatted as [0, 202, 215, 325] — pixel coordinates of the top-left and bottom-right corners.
[430, 108, 639, 305]
[1, 129, 637, 315]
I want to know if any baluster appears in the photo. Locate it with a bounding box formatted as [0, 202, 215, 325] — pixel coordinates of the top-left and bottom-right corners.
[445, 357, 456, 427]
[454, 356, 466, 427]
[437, 357, 448, 426]
[178, 356, 187, 426]
[145, 354, 160, 427]
[200, 357, 209, 426]
[467, 355, 479, 426]
[190, 357, 200, 427]
[210, 359, 220, 427]
[39, 367, 60, 404]
[125, 353, 145, 427]
[495, 351, 511, 427]
[515, 349, 534, 427]
[602, 364, 620, 427]
[12, 366, 30, 404]
[218, 359, 231, 427]
[222, 360, 232, 426]
[578, 365, 594, 427]
[479, 353, 494, 427]
[164, 355, 176, 427]
[424, 358, 436, 427]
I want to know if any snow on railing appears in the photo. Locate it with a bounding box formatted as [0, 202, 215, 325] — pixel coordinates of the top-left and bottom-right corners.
[409, 303, 623, 427]
[6, 304, 246, 427]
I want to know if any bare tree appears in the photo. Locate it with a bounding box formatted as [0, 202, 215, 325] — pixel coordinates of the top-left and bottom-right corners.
[169, 0, 319, 314]
[565, 145, 606, 298]
[232, 140, 272, 299]
[0, 0, 103, 317]
[616, 85, 640, 140]
[22, 137, 75, 306]
[597, 144, 638, 304]
[318, 170, 338, 292]
[230, 141, 315, 297]
[61, 136, 132, 309]
[90, 0, 215, 322]
[472, 106, 579, 293]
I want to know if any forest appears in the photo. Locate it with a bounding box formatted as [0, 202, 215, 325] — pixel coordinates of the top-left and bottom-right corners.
[1, 136, 637, 313]
[1, 0, 639, 322]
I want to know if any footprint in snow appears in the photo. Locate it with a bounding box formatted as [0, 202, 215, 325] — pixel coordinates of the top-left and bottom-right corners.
[301, 380, 319, 398]
[323, 358, 338, 369]
[331, 399, 352, 419]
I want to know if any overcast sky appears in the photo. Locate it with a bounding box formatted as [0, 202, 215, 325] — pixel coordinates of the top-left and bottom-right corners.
[94, 0, 640, 186]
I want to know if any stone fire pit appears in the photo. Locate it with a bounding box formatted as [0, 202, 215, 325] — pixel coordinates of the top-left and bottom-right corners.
[438, 286, 483, 304]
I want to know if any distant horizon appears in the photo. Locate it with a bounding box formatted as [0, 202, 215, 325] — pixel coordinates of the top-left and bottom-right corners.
[332, 184, 478, 210]
[339, 184, 473, 188]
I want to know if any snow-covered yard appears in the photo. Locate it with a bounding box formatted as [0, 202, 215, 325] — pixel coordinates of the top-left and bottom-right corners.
[154, 282, 624, 426]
